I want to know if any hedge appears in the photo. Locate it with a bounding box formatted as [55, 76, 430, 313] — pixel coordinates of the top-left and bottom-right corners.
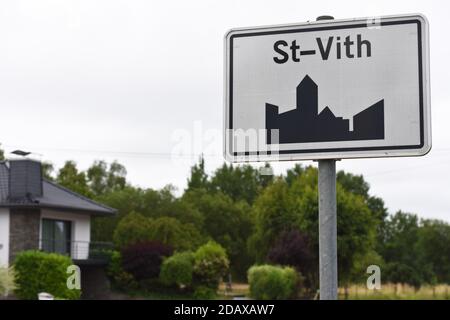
[160, 251, 195, 287]
[248, 265, 298, 300]
[193, 241, 229, 289]
[14, 251, 80, 300]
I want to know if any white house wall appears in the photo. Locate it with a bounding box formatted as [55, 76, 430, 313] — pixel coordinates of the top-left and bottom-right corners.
[0, 208, 10, 267]
[40, 209, 91, 260]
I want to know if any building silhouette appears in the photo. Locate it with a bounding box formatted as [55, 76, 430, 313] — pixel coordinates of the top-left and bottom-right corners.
[266, 75, 384, 144]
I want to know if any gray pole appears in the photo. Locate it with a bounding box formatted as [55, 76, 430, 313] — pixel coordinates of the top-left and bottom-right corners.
[316, 15, 338, 301]
[318, 159, 338, 300]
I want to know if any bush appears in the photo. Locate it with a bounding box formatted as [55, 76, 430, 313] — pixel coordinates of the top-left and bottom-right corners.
[160, 252, 195, 287]
[106, 251, 138, 291]
[14, 251, 80, 300]
[150, 217, 203, 251]
[193, 241, 229, 289]
[113, 212, 154, 248]
[193, 286, 216, 300]
[0, 267, 16, 297]
[267, 229, 314, 274]
[248, 265, 298, 300]
[121, 241, 173, 281]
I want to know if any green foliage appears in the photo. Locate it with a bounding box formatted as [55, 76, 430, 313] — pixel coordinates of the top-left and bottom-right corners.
[87, 160, 127, 196]
[160, 252, 195, 287]
[113, 212, 203, 251]
[384, 262, 423, 289]
[248, 178, 297, 263]
[42, 156, 450, 294]
[56, 160, 92, 198]
[250, 166, 379, 289]
[93, 185, 203, 242]
[187, 156, 209, 190]
[375, 212, 450, 288]
[193, 286, 216, 300]
[184, 188, 252, 279]
[149, 217, 203, 251]
[0, 143, 4, 161]
[41, 162, 55, 181]
[248, 265, 299, 300]
[113, 211, 153, 248]
[193, 241, 229, 289]
[379, 211, 420, 266]
[416, 219, 450, 284]
[14, 251, 80, 300]
[209, 163, 272, 204]
[0, 267, 16, 297]
[106, 251, 138, 291]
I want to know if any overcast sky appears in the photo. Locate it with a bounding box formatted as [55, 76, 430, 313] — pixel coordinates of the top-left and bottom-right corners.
[0, 0, 449, 222]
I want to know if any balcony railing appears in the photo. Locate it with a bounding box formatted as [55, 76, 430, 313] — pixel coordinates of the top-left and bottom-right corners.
[39, 239, 113, 262]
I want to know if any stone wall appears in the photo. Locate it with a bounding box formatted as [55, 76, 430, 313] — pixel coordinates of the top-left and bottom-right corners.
[9, 208, 40, 263]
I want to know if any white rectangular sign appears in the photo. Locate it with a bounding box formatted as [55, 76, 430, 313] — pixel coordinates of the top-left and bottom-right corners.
[224, 14, 431, 162]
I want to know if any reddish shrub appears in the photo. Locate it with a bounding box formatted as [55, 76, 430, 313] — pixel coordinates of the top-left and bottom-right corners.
[121, 241, 173, 281]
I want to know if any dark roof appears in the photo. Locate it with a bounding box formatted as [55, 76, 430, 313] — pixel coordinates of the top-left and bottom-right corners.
[0, 162, 116, 216]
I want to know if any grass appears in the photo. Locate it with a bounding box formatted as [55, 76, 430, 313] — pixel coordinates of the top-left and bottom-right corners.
[339, 283, 450, 300]
[111, 282, 450, 300]
[217, 282, 249, 298]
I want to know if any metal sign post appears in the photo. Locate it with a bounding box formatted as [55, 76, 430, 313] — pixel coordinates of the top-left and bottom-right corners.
[316, 15, 338, 301]
[318, 159, 337, 299]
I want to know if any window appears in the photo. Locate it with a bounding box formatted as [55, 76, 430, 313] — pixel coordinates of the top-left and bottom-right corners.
[41, 219, 72, 256]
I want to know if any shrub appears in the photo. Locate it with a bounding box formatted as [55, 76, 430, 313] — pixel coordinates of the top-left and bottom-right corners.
[121, 241, 173, 281]
[113, 212, 154, 248]
[193, 286, 216, 300]
[14, 251, 80, 300]
[193, 241, 229, 289]
[267, 229, 314, 274]
[106, 251, 138, 291]
[0, 267, 16, 297]
[248, 265, 298, 300]
[150, 217, 203, 251]
[160, 251, 195, 287]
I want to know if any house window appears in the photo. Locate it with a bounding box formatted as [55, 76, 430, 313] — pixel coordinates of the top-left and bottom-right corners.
[41, 219, 72, 256]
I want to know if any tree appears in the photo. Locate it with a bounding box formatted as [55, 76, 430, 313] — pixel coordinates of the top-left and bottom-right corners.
[209, 163, 272, 205]
[248, 178, 297, 263]
[56, 161, 92, 197]
[183, 188, 253, 279]
[285, 164, 305, 186]
[377, 211, 429, 287]
[113, 212, 154, 248]
[87, 160, 127, 196]
[0, 144, 4, 161]
[416, 219, 450, 284]
[186, 156, 209, 190]
[42, 161, 55, 181]
[378, 211, 420, 267]
[267, 229, 314, 289]
[92, 185, 203, 242]
[149, 216, 203, 251]
[250, 166, 378, 291]
[384, 262, 423, 289]
[337, 171, 388, 222]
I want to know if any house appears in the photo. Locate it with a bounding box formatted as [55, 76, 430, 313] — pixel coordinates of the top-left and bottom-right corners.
[0, 158, 116, 268]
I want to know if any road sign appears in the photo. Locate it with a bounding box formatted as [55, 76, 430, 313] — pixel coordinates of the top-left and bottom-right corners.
[224, 14, 431, 162]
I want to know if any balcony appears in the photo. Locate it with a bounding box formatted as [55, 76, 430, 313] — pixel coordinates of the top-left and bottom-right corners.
[39, 239, 113, 264]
